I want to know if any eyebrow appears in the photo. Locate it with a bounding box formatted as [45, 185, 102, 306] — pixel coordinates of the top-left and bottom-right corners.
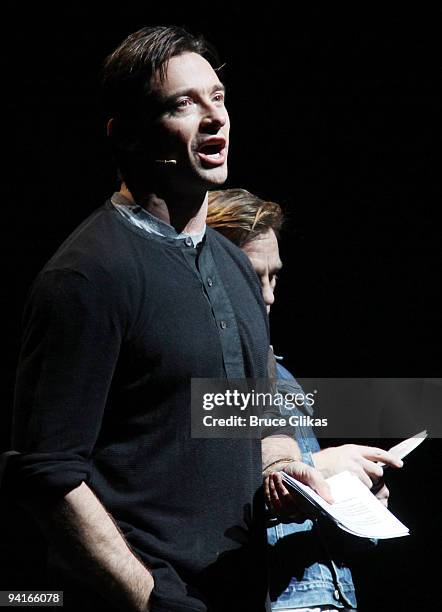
[255, 261, 283, 275]
[161, 82, 226, 103]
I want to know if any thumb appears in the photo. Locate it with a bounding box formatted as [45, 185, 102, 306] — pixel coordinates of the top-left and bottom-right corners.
[285, 461, 334, 504]
[303, 465, 334, 504]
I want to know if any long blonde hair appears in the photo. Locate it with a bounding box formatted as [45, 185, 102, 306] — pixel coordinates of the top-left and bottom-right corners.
[207, 189, 283, 247]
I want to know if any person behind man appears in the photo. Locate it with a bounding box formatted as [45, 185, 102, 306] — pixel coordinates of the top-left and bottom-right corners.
[5, 27, 332, 612]
[207, 188, 403, 611]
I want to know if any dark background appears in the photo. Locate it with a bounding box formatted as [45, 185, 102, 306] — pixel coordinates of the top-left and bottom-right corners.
[2, 5, 441, 610]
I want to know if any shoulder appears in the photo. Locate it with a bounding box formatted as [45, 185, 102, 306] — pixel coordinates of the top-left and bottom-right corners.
[276, 361, 296, 381]
[40, 200, 160, 287]
[276, 362, 305, 393]
[24, 267, 119, 335]
[26, 201, 159, 330]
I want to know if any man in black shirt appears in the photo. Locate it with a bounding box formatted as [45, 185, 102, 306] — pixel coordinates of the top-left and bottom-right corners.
[8, 26, 330, 611]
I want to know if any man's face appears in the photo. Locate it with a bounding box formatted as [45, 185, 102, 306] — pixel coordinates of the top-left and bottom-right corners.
[242, 229, 283, 314]
[150, 52, 230, 190]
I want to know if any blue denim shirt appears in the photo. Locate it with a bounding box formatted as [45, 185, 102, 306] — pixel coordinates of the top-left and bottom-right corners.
[267, 362, 357, 610]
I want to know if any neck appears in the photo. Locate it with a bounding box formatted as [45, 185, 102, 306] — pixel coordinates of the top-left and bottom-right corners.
[120, 184, 207, 235]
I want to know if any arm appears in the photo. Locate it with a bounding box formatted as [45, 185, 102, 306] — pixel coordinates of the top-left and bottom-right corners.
[34, 482, 153, 611]
[261, 434, 301, 476]
[262, 350, 307, 479]
[262, 353, 332, 513]
[11, 269, 154, 609]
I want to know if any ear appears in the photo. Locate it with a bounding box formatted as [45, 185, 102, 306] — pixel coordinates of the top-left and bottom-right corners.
[106, 117, 114, 137]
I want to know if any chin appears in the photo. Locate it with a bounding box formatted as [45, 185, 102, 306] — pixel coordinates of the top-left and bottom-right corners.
[201, 165, 228, 186]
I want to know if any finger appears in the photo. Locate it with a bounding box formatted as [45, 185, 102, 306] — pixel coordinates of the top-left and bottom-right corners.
[371, 476, 384, 495]
[272, 474, 300, 517]
[375, 484, 390, 507]
[281, 461, 334, 504]
[361, 447, 404, 468]
[272, 473, 308, 518]
[278, 488, 296, 513]
[273, 473, 290, 498]
[269, 473, 282, 511]
[355, 468, 373, 489]
[264, 475, 271, 505]
[272, 471, 292, 502]
[362, 458, 384, 480]
[301, 466, 334, 504]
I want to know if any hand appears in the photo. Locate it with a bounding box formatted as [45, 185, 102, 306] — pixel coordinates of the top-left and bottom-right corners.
[312, 444, 403, 489]
[265, 460, 334, 520]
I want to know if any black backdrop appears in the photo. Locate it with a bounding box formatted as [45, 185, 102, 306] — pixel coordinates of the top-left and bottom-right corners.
[2, 5, 441, 610]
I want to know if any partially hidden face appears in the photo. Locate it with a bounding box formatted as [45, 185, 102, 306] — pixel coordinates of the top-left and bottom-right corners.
[241, 229, 283, 313]
[150, 52, 230, 190]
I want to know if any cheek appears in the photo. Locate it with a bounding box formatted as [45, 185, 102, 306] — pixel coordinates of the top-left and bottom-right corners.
[168, 128, 189, 150]
[222, 112, 231, 139]
[156, 119, 195, 152]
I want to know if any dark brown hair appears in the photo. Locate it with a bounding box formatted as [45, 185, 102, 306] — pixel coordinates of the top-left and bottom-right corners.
[207, 189, 284, 247]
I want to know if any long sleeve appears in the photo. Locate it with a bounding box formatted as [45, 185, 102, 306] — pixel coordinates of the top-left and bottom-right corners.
[8, 268, 122, 502]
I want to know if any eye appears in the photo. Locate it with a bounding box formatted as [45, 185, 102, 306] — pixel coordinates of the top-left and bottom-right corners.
[174, 97, 193, 111]
[212, 91, 225, 104]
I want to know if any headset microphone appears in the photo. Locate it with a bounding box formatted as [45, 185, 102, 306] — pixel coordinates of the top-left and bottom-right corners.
[155, 159, 177, 165]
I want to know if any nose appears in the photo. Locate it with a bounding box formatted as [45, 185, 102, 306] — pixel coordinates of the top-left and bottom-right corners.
[262, 281, 275, 313]
[200, 102, 228, 132]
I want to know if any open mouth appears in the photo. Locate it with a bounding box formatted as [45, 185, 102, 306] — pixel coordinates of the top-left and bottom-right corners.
[196, 139, 227, 167]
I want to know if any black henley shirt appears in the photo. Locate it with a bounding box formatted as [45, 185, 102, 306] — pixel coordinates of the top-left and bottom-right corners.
[10, 199, 271, 611]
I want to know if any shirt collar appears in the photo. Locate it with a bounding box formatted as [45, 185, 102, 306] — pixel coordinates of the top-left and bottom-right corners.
[111, 192, 206, 248]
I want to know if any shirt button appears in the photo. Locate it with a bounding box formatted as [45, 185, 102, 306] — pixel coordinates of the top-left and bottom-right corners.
[333, 589, 340, 600]
[220, 320, 227, 329]
[184, 236, 193, 246]
[207, 277, 213, 287]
